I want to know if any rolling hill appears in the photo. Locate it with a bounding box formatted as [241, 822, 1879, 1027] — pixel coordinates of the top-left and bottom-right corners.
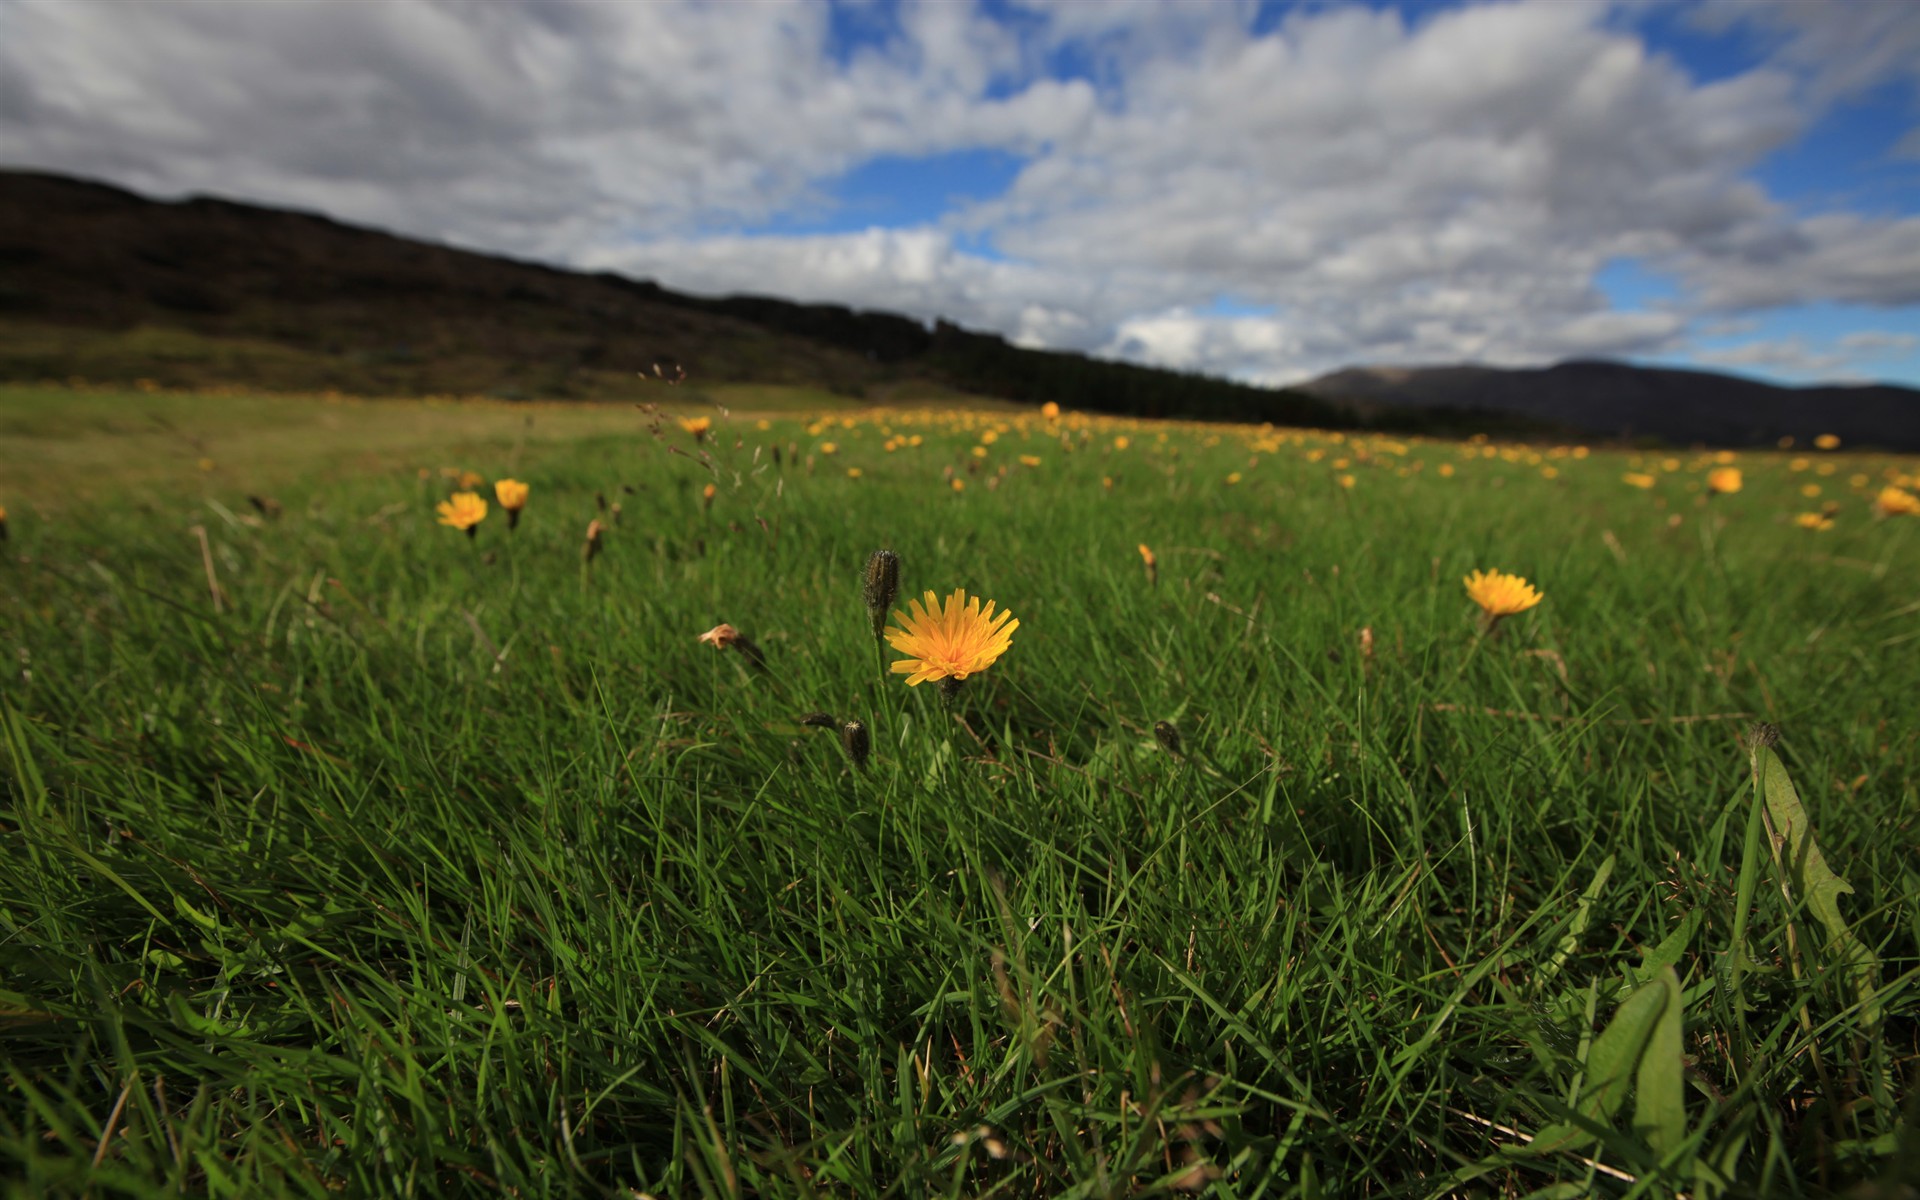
[2, 168, 1915, 446]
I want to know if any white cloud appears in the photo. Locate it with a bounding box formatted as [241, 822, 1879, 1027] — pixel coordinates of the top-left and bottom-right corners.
[1, 0, 1916, 385]
[1838, 330, 1919, 355]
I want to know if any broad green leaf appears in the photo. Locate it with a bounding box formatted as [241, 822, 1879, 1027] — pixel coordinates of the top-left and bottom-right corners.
[1756, 745, 1881, 1025]
[1633, 965, 1686, 1159]
[1525, 971, 1668, 1154]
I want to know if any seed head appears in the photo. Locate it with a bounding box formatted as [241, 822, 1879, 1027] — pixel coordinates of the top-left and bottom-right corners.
[799, 711, 838, 729]
[841, 720, 871, 769]
[1153, 721, 1183, 757]
[862, 549, 902, 641]
[583, 518, 604, 562]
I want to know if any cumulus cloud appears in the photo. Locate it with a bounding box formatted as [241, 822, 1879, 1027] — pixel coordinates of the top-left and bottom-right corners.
[1, 0, 1916, 384]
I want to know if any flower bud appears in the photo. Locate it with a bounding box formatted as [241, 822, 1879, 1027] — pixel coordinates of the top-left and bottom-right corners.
[862, 549, 901, 642]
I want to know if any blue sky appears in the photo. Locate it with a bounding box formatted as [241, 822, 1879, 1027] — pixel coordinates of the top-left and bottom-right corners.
[3, 0, 1918, 388]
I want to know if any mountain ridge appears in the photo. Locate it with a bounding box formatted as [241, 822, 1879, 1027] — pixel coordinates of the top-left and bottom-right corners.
[2, 168, 1915, 447]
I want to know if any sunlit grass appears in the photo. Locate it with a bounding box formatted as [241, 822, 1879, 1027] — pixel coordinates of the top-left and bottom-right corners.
[1, 391, 1916, 1196]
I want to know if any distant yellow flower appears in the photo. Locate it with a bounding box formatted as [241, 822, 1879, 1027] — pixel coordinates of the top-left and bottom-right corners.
[1463, 569, 1543, 618]
[1622, 473, 1656, 489]
[1137, 543, 1155, 567]
[1438, 463, 1455, 477]
[1814, 433, 1841, 450]
[971, 446, 989, 459]
[1337, 474, 1356, 489]
[197, 457, 216, 472]
[436, 491, 488, 537]
[1225, 472, 1242, 485]
[980, 429, 999, 445]
[1138, 542, 1157, 586]
[1019, 455, 1042, 467]
[1101, 476, 1114, 490]
[1874, 486, 1920, 518]
[1789, 457, 1809, 472]
[680, 416, 712, 441]
[1706, 467, 1742, 495]
[458, 470, 485, 491]
[951, 478, 966, 492]
[493, 478, 529, 529]
[1113, 436, 1130, 451]
[886, 589, 1017, 687]
[494, 478, 529, 509]
[1800, 483, 1821, 498]
[1041, 401, 1061, 419]
[846, 467, 863, 479]
[1794, 512, 1834, 531]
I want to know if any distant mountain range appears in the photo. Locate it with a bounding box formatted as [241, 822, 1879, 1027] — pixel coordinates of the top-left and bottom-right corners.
[2, 168, 1916, 447]
[1298, 362, 1920, 451]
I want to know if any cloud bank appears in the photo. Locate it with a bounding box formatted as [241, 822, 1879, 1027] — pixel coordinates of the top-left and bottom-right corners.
[2, 0, 1917, 385]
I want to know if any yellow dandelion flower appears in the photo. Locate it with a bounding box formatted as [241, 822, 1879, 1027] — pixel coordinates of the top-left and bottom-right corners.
[1337, 474, 1356, 489]
[1041, 401, 1061, 419]
[1706, 467, 1743, 495]
[436, 491, 488, 537]
[1789, 457, 1809, 472]
[1814, 433, 1841, 450]
[885, 589, 1017, 687]
[1622, 473, 1656, 488]
[1874, 486, 1920, 517]
[1226, 472, 1242, 485]
[1019, 455, 1042, 467]
[846, 467, 863, 479]
[458, 470, 485, 491]
[971, 446, 989, 458]
[1800, 483, 1821, 498]
[980, 429, 999, 445]
[1101, 476, 1114, 490]
[1438, 463, 1455, 477]
[820, 441, 838, 455]
[1463, 569, 1543, 618]
[951, 478, 965, 492]
[494, 478, 529, 510]
[1113, 436, 1130, 451]
[1794, 512, 1834, 531]
[680, 416, 712, 440]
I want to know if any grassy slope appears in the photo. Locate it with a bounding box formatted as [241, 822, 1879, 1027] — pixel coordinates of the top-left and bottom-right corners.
[1, 386, 1916, 1197]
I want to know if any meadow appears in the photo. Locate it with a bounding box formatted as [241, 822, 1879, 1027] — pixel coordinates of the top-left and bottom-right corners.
[1, 382, 1916, 1198]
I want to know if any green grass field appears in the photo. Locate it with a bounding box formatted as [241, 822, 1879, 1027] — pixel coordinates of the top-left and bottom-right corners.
[2, 383, 1917, 1197]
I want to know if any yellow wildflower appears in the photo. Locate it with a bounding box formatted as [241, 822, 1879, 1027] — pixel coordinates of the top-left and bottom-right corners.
[680, 416, 712, 441]
[1019, 455, 1042, 467]
[1622, 473, 1655, 489]
[1874, 486, 1920, 518]
[1706, 467, 1742, 495]
[1814, 433, 1841, 450]
[886, 589, 1017, 687]
[436, 491, 488, 537]
[1794, 512, 1834, 531]
[1463, 569, 1543, 618]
